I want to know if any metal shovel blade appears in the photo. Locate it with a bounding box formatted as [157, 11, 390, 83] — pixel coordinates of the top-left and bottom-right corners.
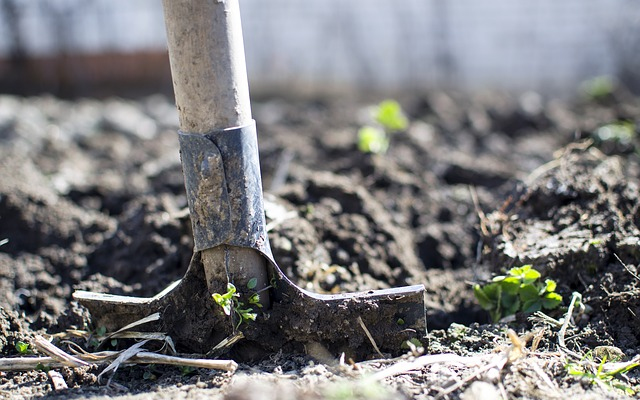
[74, 252, 426, 358]
[74, 0, 427, 360]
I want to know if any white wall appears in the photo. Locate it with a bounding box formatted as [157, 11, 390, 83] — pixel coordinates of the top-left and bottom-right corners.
[1, 0, 639, 95]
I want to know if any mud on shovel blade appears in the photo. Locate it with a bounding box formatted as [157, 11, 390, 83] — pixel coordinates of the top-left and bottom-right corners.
[73, 0, 426, 359]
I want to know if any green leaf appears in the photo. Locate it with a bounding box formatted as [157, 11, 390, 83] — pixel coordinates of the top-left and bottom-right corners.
[473, 284, 495, 310]
[490, 309, 502, 323]
[482, 282, 501, 301]
[212, 293, 224, 304]
[501, 294, 520, 316]
[358, 126, 389, 154]
[566, 364, 586, 376]
[247, 278, 258, 290]
[36, 363, 51, 372]
[242, 312, 257, 322]
[401, 338, 423, 349]
[507, 266, 527, 277]
[248, 293, 262, 307]
[375, 100, 408, 132]
[15, 341, 29, 354]
[225, 283, 237, 297]
[580, 75, 615, 100]
[96, 326, 107, 337]
[180, 366, 196, 376]
[542, 292, 563, 309]
[544, 279, 557, 293]
[522, 299, 542, 314]
[500, 277, 521, 294]
[518, 284, 540, 301]
[522, 268, 541, 285]
[595, 121, 636, 144]
[143, 370, 157, 380]
[212, 293, 233, 315]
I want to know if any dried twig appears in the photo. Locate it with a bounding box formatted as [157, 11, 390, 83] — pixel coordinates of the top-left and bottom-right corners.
[0, 346, 237, 374]
[368, 353, 484, 382]
[357, 316, 384, 359]
[0, 351, 238, 373]
[131, 352, 238, 371]
[434, 354, 509, 399]
[528, 360, 559, 393]
[0, 356, 67, 371]
[469, 186, 489, 236]
[557, 292, 582, 360]
[531, 327, 546, 353]
[98, 340, 149, 384]
[207, 331, 245, 357]
[613, 253, 640, 282]
[34, 336, 89, 368]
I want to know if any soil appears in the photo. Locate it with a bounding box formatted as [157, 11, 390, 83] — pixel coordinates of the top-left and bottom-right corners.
[1, 89, 640, 399]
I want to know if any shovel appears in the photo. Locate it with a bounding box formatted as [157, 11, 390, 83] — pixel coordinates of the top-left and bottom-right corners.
[74, 0, 426, 359]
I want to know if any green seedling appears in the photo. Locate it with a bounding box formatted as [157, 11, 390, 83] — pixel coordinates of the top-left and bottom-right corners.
[580, 75, 616, 101]
[212, 282, 262, 330]
[473, 265, 563, 322]
[15, 341, 30, 355]
[212, 283, 237, 316]
[401, 337, 424, 351]
[143, 365, 158, 381]
[357, 99, 408, 154]
[247, 277, 258, 290]
[88, 325, 108, 349]
[375, 99, 409, 132]
[566, 353, 639, 396]
[593, 121, 636, 147]
[180, 365, 197, 376]
[358, 126, 389, 154]
[36, 363, 51, 372]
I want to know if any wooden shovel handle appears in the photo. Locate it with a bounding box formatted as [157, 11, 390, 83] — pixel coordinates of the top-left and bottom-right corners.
[162, 0, 252, 132]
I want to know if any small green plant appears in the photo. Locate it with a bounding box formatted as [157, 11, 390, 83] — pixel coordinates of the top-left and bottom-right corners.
[143, 366, 158, 381]
[357, 99, 408, 154]
[566, 353, 639, 396]
[580, 75, 616, 101]
[36, 363, 51, 372]
[473, 265, 563, 322]
[179, 365, 197, 376]
[212, 282, 262, 330]
[358, 126, 389, 154]
[593, 121, 636, 147]
[15, 341, 30, 355]
[88, 325, 107, 349]
[401, 338, 424, 350]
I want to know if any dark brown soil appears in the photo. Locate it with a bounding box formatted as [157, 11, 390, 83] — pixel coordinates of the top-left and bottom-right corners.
[1, 90, 640, 399]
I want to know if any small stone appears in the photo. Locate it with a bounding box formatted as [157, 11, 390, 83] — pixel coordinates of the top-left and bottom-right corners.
[462, 381, 501, 400]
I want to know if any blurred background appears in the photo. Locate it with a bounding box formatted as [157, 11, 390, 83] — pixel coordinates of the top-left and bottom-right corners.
[1, 0, 639, 98]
